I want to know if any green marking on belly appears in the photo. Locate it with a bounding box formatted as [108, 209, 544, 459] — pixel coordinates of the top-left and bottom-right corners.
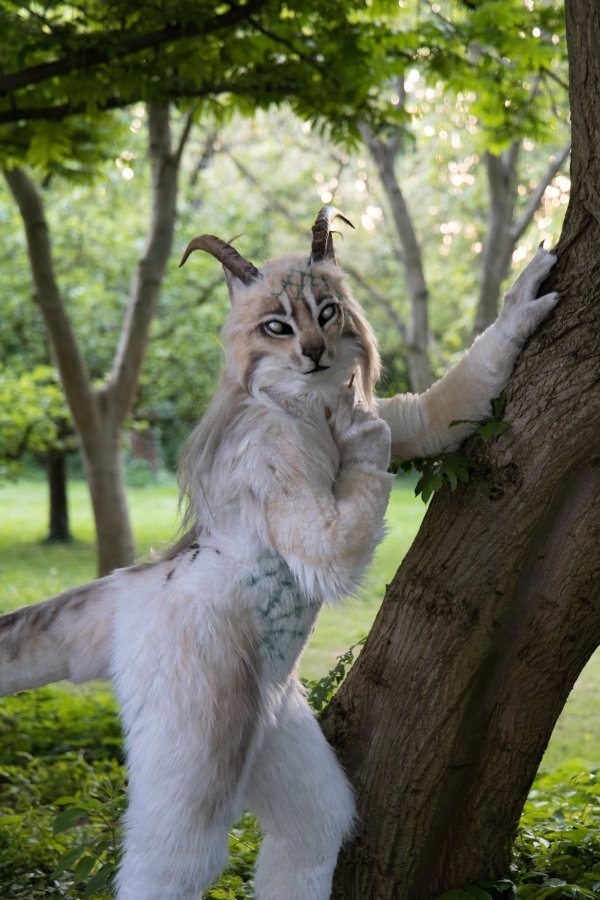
[245, 555, 319, 666]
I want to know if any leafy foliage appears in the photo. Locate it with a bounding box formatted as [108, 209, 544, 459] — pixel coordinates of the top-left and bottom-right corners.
[436, 765, 600, 899]
[0, 686, 261, 898]
[0, 687, 123, 898]
[0, 681, 598, 898]
[0, 366, 75, 479]
[0, 0, 405, 167]
[513, 766, 600, 898]
[50, 776, 123, 899]
[399, 395, 510, 503]
[404, 0, 567, 151]
[302, 638, 366, 714]
[400, 452, 476, 503]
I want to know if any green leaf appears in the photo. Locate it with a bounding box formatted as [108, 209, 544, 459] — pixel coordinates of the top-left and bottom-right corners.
[477, 420, 511, 441]
[84, 862, 116, 897]
[74, 854, 97, 882]
[52, 806, 88, 834]
[446, 467, 458, 491]
[52, 844, 89, 877]
[490, 394, 507, 418]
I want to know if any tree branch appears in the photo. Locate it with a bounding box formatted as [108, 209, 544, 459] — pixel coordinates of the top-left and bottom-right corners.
[246, 16, 338, 86]
[174, 102, 200, 166]
[510, 141, 571, 244]
[106, 104, 186, 427]
[472, 145, 520, 336]
[0, 0, 270, 96]
[360, 121, 433, 390]
[0, 82, 251, 125]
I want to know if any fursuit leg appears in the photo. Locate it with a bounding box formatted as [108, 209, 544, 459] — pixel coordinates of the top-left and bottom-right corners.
[113, 603, 262, 900]
[115, 744, 232, 900]
[245, 683, 355, 900]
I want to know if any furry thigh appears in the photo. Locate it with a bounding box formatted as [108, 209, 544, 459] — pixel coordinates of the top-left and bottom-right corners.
[114, 701, 259, 900]
[245, 684, 355, 900]
[113, 601, 261, 900]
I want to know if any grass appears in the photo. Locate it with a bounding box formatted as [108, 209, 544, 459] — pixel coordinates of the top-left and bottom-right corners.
[0, 476, 598, 770]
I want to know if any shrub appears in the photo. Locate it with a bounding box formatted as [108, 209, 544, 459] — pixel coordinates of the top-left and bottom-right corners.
[1, 686, 598, 899]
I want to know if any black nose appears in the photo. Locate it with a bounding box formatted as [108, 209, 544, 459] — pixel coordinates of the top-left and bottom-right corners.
[302, 344, 325, 364]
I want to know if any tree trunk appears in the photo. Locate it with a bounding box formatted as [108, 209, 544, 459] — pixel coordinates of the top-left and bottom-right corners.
[323, 4, 600, 897]
[361, 124, 434, 392]
[473, 144, 520, 336]
[45, 450, 72, 543]
[473, 141, 571, 337]
[4, 104, 190, 575]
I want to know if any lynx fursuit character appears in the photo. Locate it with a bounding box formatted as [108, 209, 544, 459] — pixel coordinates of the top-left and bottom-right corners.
[0, 208, 558, 900]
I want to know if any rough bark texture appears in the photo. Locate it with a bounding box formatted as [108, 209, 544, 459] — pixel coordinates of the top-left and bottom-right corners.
[4, 104, 187, 575]
[323, 4, 600, 897]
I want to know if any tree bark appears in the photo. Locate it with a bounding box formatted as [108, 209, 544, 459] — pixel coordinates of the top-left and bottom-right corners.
[323, 3, 600, 897]
[4, 104, 189, 574]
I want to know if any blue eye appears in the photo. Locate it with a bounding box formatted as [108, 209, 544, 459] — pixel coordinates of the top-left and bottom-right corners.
[318, 304, 338, 327]
[263, 320, 293, 336]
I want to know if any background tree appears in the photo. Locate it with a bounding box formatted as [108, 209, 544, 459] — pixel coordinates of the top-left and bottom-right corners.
[0, 366, 75, 542]
[0, 214, 77, 542]
[0, 0, 406, 573]
[359, 1, 569, 389]
[4, 104, 189, 574]
[322, 2, 600, 897]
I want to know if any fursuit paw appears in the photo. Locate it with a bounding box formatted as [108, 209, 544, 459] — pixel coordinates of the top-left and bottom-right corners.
[497, 246, 560, 346]
[331, 387, 391, 472]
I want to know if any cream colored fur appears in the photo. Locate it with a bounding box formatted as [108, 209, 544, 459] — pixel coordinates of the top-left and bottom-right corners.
[0, 243, 557, 900]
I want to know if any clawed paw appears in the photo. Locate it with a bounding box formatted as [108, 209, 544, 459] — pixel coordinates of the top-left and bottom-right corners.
[498, 250, 559, 345]
[508, 247, 557, 305]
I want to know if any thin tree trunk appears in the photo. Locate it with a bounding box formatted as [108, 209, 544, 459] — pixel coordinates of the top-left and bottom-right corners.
[323, 3, 600, 897]
[473, 144, 520, 336]
[80, 415, 134, 574]
[45, 450, 72, 543]
[361, 123, 434, 392]
[473, 141, 571, 337]
[4, 104, 191, 574]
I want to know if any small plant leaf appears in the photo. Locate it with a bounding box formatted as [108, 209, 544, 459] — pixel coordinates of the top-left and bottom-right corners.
[84, 861, 116, 897]
[478, 420, 511, 441]
[52, 806, 88, 834]
[74, 854, 96, 882]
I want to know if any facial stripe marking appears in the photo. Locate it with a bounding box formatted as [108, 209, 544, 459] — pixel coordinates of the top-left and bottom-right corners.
[262, 301, 289, 317]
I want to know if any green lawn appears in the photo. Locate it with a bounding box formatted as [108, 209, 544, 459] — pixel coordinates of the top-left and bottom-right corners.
[0, 477, 597, 770]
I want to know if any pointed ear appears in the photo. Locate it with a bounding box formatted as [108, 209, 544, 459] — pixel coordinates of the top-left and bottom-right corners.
[222, 266, 247, 304]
